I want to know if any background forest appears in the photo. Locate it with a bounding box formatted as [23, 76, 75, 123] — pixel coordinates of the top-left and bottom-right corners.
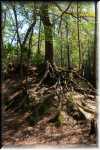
[2, 1, 97, 146]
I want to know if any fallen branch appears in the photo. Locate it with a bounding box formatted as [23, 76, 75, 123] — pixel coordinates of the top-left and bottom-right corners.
[9, 90, 23, 101]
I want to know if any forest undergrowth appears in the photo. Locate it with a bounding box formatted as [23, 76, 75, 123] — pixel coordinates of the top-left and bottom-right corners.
[2, 63, 97, 146]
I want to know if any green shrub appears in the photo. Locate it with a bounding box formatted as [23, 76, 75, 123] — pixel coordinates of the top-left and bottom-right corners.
[32, 53, 44, 65]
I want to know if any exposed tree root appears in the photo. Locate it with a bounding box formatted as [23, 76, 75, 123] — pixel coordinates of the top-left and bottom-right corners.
[5, 88, 28, 111]
[70, 80, 96, 95]
[4, 62, 97, 136]
[72, 70, 95, 90]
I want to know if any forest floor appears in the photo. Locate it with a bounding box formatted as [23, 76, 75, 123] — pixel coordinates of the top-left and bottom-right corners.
[2, 65, 97, 147]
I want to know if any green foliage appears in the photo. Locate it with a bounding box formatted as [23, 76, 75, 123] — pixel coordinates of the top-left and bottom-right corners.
[32, 53, 44, 65]
[2, 2, 95, 72]
[27, 103, 49, 125]
[39, 103, 49, 115]
[58, 111, 65, 124]
[3, 43, 18, 68]
[66, 92, 75, 114]
[68, 92, 74, 102]
[52, 111, 66, 127]
[27, 115, 39, 125]
[5, 43, 17, 53]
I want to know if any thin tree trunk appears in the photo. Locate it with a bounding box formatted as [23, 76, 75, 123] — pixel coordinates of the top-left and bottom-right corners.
[22, 20, 36, 46]
[53, 16, 55, 38]
[92, 1, 97, 87]
[77, 1, 81, 70]
[12, 5, 21, 47]
[60, 29, 63, 67]
[22, 4, 36, 46]
[13, 4, 36, 79]
[37, 18, 41, 54]
[66, 23, 70, 70]
[12, 4, 23, 79]
[67, 45, 70, 70]
[27, 27, 33, 70]
[16, 35, 19, 60]
[25, 27, 33, 92]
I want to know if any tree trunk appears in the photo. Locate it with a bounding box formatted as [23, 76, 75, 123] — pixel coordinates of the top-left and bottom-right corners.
[77, 1, 81, 70]
[66, 23, 70, 70]
[37, 18, 41, 54]
[40, 4, 53, 64]
[12, 5, 23, 79]
[12, 5, 21, 47]
[92, 1, 97, 87]
[60, 29, 63, 67]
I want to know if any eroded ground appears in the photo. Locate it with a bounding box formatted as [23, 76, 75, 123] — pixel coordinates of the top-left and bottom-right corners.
[2, 66, 97, 146]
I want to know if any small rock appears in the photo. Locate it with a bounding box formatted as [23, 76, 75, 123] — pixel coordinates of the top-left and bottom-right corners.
[15, 131, 22, 138]
[54, 96, 58, 100]
[27, 127, 33, 131]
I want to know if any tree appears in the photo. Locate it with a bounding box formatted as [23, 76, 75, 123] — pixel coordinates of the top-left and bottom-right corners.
[66, 21, 71, 70]
[11, 3, 36, 79]
[60, 28, 63, 67]
[77, 1, 81, 70]
[92, 1, 97, 87]
[40, 3, 54, 64]
[37, 17, 41, 54]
